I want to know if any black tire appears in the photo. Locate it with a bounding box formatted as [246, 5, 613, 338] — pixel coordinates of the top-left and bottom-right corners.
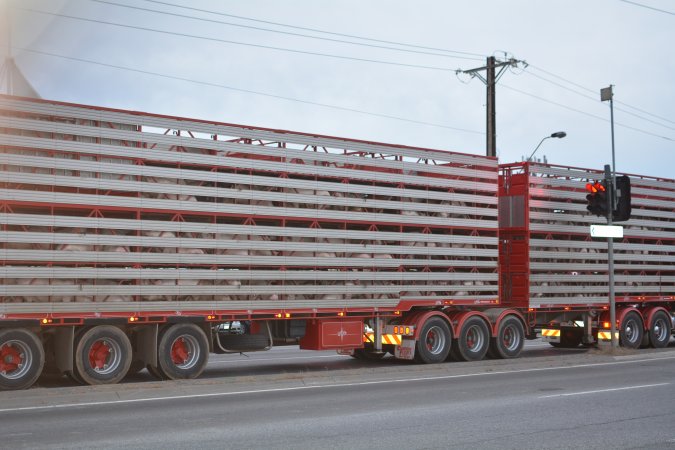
[157, 324, 209, 380]
[414, 317, 452, 364]
[648, 311, 671, 349]
[488, 316, 525, 359]
[620, 312, 644, 349]
[0, 328, 45, 390]
[74, 326, 132, 386]
[450, 316, 490, 362]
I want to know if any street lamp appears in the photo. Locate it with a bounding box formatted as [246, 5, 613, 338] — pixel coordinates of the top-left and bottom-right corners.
[527, 131, 567, 162]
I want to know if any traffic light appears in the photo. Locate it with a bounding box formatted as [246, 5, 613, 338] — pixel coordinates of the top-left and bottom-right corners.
[612, 175, 631, 222]
[586, 180, 608, 218]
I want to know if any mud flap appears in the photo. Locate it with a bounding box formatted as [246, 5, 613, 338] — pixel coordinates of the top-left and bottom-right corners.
[395, 338, 416, 360]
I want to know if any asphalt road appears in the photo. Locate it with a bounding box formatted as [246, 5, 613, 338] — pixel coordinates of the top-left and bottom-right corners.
[2, 340, 675, 449]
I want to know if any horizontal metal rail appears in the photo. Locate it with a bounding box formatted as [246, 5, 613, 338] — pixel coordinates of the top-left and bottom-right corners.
[0, 232, 498, 257]
[529, 223, 674, 240]
[0, 214, 498, 245]
[0, 97, 498, 168]
[0, 189, 498, 229]
[0, 154, 497, 205]
[1, 134, 498, 192]
[2, 249, 499, 268]
[0, 267, 499, 281]
[0, 167, 498, 217]
[0, 283, 499, 297]
[3, 116, 498, 182]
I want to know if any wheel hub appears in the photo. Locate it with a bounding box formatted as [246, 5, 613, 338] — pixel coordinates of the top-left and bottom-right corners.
[0, 340, 32, 380]
[0, 343, 22, 373]
[89, 340, 111, 370]
[171, 338, 190, 364]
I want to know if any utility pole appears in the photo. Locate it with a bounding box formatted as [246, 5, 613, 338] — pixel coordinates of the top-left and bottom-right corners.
[458, 56, 526, 157]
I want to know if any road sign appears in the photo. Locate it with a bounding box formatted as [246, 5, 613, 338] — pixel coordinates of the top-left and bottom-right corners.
[590, 224, 623, 238]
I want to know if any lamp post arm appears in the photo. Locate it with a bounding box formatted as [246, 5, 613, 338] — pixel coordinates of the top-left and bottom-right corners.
[527, 136, 550, 161]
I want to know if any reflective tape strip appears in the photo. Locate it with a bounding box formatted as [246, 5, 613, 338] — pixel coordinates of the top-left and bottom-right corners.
[364, 333, 402, 345]
[598, 331, 619, 341]
[542, 329, 561, 337]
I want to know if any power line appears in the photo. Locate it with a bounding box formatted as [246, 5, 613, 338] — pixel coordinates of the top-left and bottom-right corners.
[501, 83, 675, 142]
[140, 0, 486, 59]
[522, 69, 675, 132]
[90, 0, 484, 62]
[528, 64, 675, 126]
[19, 7, 457, 72]
[16, 46, 484, 135]
[618, 0, 675, 16]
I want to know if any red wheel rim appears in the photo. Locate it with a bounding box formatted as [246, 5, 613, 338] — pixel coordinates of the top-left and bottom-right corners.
[171, 338, 189, 365]
[0, 343, 22, 373]
[89, 340, 111, 370]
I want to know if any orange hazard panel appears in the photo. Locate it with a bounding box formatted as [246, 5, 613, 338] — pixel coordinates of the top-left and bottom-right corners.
[299, 320, 364, 350]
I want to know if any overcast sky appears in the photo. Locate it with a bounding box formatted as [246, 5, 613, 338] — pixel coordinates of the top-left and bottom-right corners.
[3, 0, 674, 178]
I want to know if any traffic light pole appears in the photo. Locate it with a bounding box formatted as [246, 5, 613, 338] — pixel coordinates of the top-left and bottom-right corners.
[605, 165, 618, 348]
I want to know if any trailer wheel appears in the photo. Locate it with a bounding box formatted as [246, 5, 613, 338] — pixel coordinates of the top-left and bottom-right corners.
[414, 317, 452, 364]
[488, 316, 524, 359]
[620, 312, 643, 349]
[157, 324, 209, 380]
[451, 316, 490, 362]
[74, 326, 132, 386]
[0, 328, 45, 390]
[648, 311, 671, 349]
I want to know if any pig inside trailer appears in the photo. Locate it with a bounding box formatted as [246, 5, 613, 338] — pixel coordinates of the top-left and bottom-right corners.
[0, 95, 502, 389]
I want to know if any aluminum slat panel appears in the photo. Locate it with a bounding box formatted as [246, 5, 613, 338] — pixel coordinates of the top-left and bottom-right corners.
[529, 298, 608, 306]
[530, 285, 670, 294]
[530, 164, 675, 190]
[0, 267, 498, 282]
[0, 214, 498, 245]
[0, 189, 498, 229]
[3, 116, 497, 181]
[530, 262, 672, 271]
[0, 168, 498, 217]
[530, 211, 675, 230]
[0, 232, 498, 258]
[0, 155, 497, 205]
[530, 274, 674, 283]
[0, 97, 498, 168]
[0, 295, 498, 314]
[1, 134, 498, 192]
[529, 251, 672, 262]
[0, 299, 403, 314]
[530, 239, 675, 253]
[2, 250, 498, 268]
[0, 284, 498, 297]
[529, 198, 674, 220]
[529, 223, 674, 239]
[530, 186, 674, 209]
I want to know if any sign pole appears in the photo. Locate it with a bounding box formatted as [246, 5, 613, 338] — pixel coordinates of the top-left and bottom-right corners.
[605, 164, 618, 348]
